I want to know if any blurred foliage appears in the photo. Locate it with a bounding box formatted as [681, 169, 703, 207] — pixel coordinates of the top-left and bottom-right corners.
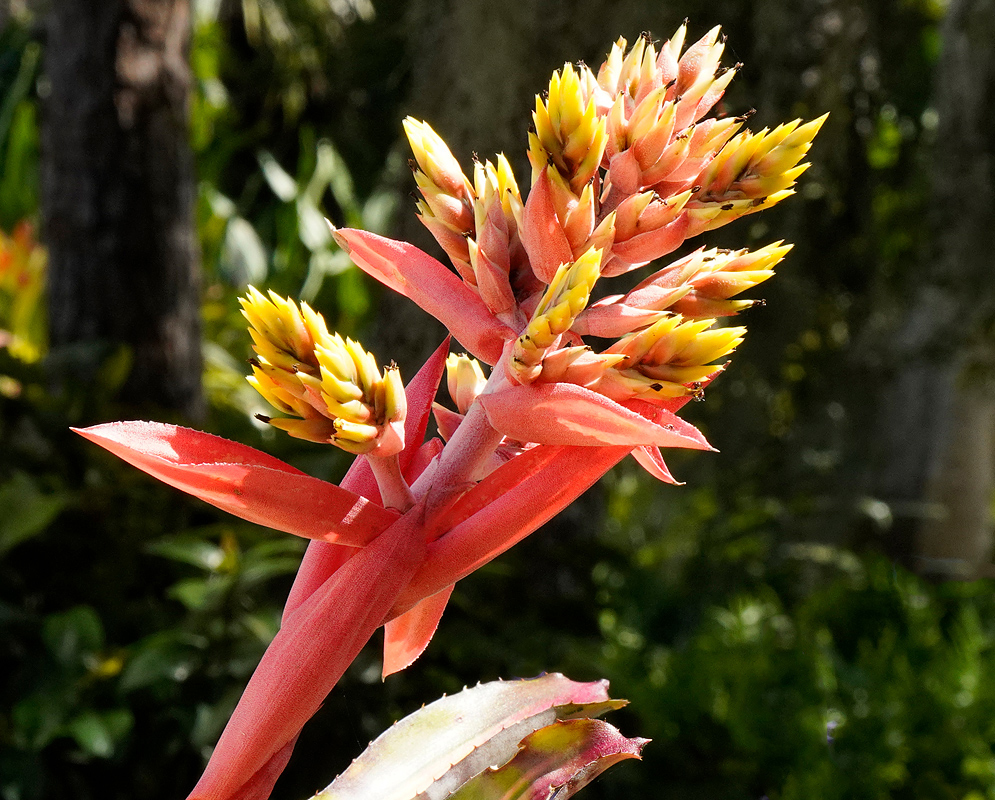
[0, 220, 46, 363]
[3, 1, 995, 800]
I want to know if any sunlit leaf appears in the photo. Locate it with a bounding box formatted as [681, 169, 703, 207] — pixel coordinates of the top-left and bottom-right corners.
[258, 149, 299, 202]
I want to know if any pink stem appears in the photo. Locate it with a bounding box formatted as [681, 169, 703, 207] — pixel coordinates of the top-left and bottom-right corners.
[367, 453, 415, 511]
[187, 504, 428, 800]
[416, 400, 504, 518]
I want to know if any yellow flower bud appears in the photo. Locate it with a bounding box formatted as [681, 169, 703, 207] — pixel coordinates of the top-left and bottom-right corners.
[690, 115, 827, 231]
[446, 353, 488, 415]
[529, 63, 608, 194]
[404, 117, 476, 278]
[403, 117, 474, 201]
[241, 288, 406, 455]
[510, 248, 602, 383]
[600, 314, 744, 400]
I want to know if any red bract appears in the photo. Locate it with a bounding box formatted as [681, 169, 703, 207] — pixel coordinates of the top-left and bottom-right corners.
[76, 342, 699, 800]
[75, 24, 822, 800]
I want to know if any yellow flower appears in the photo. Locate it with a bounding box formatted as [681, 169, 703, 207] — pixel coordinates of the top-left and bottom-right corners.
[241, 288, 406, 455]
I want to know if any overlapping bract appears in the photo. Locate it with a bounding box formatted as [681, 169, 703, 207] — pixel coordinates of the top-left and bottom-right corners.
[75, 24, 822, 800]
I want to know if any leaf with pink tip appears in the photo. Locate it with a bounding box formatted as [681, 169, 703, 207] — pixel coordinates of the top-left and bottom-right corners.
[448, 718, 647, 800]
[332, 227, 512, 364]
[432, 403, 464, 442]
[399, 337, 451, 469]
[521, 169, 574, 283]
[73, 422, 398, 548]
[311, 674, 625, 800]
[381, 583, 454, 678]
[406, 437, 443, 482]
[479, 382, 714, 448]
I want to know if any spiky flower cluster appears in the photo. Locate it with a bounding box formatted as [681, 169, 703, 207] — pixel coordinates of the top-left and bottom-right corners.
[241, 287, 406, 455]
[403, 24, 823, 413]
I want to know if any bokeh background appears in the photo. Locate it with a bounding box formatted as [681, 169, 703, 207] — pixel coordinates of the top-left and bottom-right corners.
[3, 0, 995, 798]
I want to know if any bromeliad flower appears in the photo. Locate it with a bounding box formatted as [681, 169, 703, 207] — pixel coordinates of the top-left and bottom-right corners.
[242, 287, 407, 457]
[75, 24, 823, 800]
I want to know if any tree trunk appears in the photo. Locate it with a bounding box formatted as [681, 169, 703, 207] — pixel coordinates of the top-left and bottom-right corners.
[875, 0, 995, 578]
[41, 0, 202, 418]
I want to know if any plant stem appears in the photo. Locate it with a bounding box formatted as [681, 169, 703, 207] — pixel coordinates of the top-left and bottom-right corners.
[415, 388, 505, 519]
[367, 453, 415, 511]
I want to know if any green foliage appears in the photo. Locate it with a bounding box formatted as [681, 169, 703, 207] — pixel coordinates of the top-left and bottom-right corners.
[419, 473, 995, 800]
[0, 21, 40, 228]
[0, 347, 311, 799]
[589, 517, 995, 800]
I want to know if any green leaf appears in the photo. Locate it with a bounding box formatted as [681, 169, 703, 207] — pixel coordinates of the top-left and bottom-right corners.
[11, 693, 66, 750]
[336, 266, 371, 319]
[0, 100, 39, 225]
[315, 139, 357, 212]
[167, 575, 235, 611]
[94, 344, 133, 395]
[119, 630, 207, 692]
[241, 536, 305, 586]
[0, 41, 40, 148]
[147, 535, 227, 571]
[361, 189, 400, 234]
[42, 606, 104, 665]
[297, 195, 332, 251]
[67, 709, 134, 758]
[221, 216, 268, 286]
[258, 150, 299, 202]
[0, 472, 69, 558]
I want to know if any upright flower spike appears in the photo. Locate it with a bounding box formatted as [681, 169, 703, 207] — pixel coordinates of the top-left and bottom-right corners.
[600, 28, 739, 201]
[242, 288, 406, 456]
[473, 154, 524, 240]
[523, 64, 611, 280]
[529, 62, 608, 195]
[510, 247, 602, 383]
[404, 117, 476, 280]
[467, 157, 526, 319]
